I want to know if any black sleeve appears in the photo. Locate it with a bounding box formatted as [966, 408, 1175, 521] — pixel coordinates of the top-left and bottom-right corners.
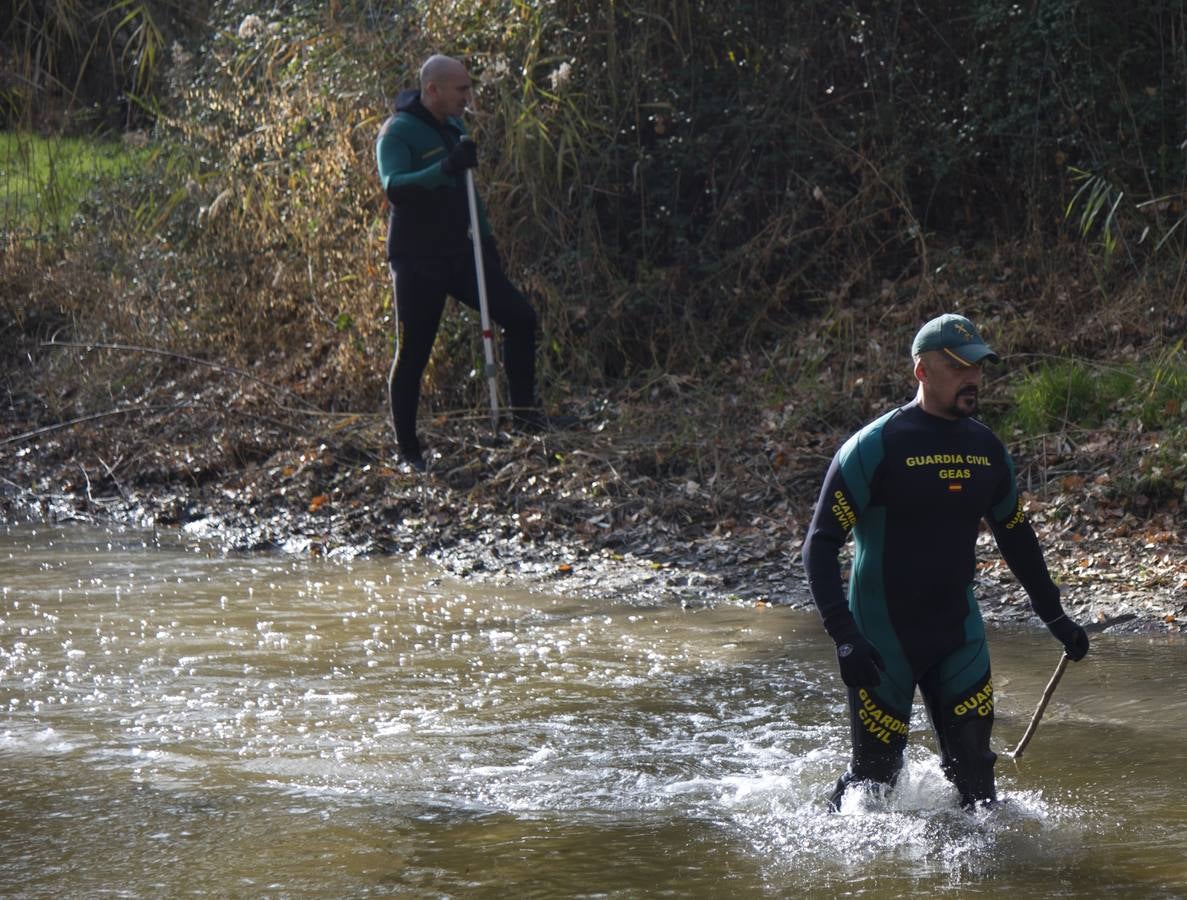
[988, 491, 1064, 624]
[802, 454, 861, 644]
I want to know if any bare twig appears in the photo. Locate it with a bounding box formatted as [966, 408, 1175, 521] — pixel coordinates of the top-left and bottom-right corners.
[0, 403, 190, 447]
[96, 455, 132, 503]
[78, 464, 93, 504]
[42, 340, 320, 410]
[1008, 653, 1070, 759]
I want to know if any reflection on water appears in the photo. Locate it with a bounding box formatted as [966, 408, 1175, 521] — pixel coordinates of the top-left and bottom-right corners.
[1, 523, 1186, 897]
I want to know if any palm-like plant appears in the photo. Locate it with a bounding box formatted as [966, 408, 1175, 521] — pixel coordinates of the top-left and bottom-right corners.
[1, 0, 207, 130]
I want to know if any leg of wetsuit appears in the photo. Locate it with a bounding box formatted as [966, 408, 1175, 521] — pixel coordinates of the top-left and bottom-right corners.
[828, 686, 911, 810]
[920, 664, 997, 808]
[450, 244, 538, 412]
[388, 259, 448, 460]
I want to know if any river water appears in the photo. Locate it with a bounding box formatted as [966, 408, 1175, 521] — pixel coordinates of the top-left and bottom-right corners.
[1, 523, 1185, 898]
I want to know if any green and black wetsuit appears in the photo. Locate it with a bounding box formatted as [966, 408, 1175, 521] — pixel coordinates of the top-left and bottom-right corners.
[375, 89, 537, 461]
[802, 399, 1066, 808]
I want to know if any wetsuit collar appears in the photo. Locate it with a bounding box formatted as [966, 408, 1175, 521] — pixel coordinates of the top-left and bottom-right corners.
[396, 89, 459, 136]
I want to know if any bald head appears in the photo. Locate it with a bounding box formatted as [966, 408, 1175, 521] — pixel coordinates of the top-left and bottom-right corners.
[419, 55, 472, 122]
[419, 54, 464, 86]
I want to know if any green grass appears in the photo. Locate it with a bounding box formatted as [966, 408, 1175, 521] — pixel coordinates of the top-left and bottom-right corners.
[0, 132, 151, 236]
[1003, 351, 1187, 436]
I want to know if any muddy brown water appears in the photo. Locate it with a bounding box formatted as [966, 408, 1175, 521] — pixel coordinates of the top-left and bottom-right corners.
[1, 523, 1185, 898]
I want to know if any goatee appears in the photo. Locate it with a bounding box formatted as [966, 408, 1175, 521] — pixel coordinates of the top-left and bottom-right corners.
[954, 389, 979, 418]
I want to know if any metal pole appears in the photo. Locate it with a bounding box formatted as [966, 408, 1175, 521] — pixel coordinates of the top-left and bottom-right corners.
[1008, 653, 1070, 759]
[463, 155, 500, 432]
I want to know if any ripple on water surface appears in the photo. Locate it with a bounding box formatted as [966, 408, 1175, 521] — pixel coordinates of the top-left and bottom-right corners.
[2, 524, 1186, 897]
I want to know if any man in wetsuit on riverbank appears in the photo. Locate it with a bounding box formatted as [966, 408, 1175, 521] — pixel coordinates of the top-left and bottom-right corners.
[801, 313, 1090, 810]
[376, 54, 562, 472]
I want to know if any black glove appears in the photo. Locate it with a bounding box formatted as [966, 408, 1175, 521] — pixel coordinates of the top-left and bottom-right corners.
[441, 139, 478, 176]
[1047, 615, 1090, 661]
[835, 634, 886, 688]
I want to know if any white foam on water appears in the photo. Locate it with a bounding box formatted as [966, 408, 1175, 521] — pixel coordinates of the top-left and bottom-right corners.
[0, 726, 79, 755]
[710, 747, 1091, 889]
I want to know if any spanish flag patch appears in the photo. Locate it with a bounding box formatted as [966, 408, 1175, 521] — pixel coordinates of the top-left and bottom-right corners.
[948, 483, 963, 492]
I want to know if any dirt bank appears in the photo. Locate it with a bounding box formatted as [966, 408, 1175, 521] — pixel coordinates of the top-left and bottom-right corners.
[2, 368, 1182, 637]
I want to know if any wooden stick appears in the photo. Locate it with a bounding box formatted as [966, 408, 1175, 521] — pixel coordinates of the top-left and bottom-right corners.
[1009, 653, 1070, 758]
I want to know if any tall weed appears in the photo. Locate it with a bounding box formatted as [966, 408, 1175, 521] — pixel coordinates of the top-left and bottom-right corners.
[1, 0, 208, 131]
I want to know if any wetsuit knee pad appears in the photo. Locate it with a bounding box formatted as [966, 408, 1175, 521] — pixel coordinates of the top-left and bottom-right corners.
[830, 687, 910, 809]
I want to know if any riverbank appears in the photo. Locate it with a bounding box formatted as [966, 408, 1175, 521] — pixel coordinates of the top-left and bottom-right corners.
[2, 366, 1182, 635]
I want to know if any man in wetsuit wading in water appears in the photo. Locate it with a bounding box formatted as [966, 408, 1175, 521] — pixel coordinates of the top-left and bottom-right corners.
[802, 313, 1090, 810]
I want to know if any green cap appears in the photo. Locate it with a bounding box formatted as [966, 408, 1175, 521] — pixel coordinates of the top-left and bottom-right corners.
[911, 314, 999, 366]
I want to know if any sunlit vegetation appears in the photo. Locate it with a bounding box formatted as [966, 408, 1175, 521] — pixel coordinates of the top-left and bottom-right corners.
[2, 0, 1186, 509]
